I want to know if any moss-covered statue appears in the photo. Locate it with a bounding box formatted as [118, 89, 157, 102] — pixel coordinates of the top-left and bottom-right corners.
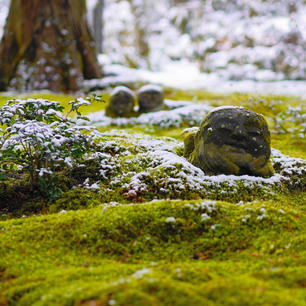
[137, 85, 164, 113]
[105, 86, 136, 118]
[105, 84, 165, 118]
[184, 106, 275, 177]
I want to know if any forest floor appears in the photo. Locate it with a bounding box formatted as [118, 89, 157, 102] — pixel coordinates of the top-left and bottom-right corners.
[0, 88, 305, 306]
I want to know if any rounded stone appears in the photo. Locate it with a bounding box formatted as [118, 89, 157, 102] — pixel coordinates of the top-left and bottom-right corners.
[137, 85, 164, 113]
[187, 106, 274, 177]
[105, 86, 135, 118]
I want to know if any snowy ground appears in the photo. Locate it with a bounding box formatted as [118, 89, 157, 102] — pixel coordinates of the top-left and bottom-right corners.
[87, 130, 306, 201]
[85, 63, 306, 99]
[102, 0, 306, 81]
[87, 99, 212, 128]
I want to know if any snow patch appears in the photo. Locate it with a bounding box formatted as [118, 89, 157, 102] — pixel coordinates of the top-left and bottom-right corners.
[96, 131, 306, 202]
[87, 99, 212, 128]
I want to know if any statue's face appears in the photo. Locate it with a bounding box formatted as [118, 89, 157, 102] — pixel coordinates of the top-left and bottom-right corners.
[197, 107, 272, 176]
[205, 108, 269, 157]
[138, 89, 164, 113]
[110, 91, 134, 116]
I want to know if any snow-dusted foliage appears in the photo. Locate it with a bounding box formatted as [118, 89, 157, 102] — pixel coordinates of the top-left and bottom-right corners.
[0, 98, 305, 203]
[245, 97, 306, 137]
[0, 98, 101, 199]
[273, 106, 306, 137]
[0, 0, 305, 84]
[101, 0, 306, 81]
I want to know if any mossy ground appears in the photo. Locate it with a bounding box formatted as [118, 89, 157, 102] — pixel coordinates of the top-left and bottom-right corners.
[1, 199, 306, 306]
[0, 89, 306, 306]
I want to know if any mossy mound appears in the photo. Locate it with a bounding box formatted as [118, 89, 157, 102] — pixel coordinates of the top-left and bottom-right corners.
[0, 199, 305, 306]
[1, 130, 305, 216]
[86, 131, 305, 205]
[0, 91, 306, 306]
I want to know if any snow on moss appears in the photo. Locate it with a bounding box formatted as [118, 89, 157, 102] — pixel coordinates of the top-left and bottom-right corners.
[88, 99, 212, 128]
[95, 131, 306, 202]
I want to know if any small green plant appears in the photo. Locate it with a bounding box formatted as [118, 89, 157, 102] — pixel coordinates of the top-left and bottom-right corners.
[272, 106, 306, 137]
[245, 97, 285, 115]
[0, 97, 102, 200]
[246, 98, 306, 138]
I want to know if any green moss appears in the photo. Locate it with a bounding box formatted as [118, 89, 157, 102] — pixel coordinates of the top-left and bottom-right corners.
[50, 188, 101, 213]
[0, 199, 305, 305]
[105, 106, 137, 118]
[0, 90, 306, 306]
[271, 134, 306, 159]
[165, 89, 305, 115]
[183, 132, 196, 157]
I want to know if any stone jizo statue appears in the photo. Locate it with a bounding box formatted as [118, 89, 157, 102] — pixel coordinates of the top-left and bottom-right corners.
[105, 86, 136, 118]
[184, 106, 274, 177]
[137, 85, 164, 113]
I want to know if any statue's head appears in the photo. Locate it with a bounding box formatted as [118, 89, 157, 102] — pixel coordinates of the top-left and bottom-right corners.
[189, 106, 274, 177]
[105, 86, 135, 118]
[137, 85, 164, 113]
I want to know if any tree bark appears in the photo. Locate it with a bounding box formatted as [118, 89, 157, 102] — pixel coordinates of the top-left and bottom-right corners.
[0, 0, 102, 92]
[93, 0, 104, 54]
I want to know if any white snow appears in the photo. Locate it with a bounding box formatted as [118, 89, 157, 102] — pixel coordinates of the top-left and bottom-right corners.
[110, 85, 135, 97]
[0, 0, 305, 90]
[165, 217, 176, 223]
[181, 127, 199, 135]
[87, 99, 212, 128]
[137, 84, 163, 94]
[210, 105, 244, 113]
[85, 63, 306, 98]
[201, 213, 211, 221]
[132, 268, 152, 279]
[95, 130, 306, 201]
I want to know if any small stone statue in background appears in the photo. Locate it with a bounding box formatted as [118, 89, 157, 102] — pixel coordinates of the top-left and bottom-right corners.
[184, 106, 274, 177]
[137, 85, 164, 113]
[105, 86, 136, 118]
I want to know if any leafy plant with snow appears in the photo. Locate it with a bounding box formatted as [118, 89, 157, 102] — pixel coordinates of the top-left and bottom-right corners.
[245, 97, 306, 138]
[273, 106, 306, 137]
[0, 98, 100, 200]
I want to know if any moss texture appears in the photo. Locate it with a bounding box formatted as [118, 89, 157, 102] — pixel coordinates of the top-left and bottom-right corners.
[0, 199, 306, 306]
[0, 90, 306, 306]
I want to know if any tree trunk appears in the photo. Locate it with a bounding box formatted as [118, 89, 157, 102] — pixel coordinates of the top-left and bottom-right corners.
[93, 0, 104, 54]
[0, 0, 102, 92]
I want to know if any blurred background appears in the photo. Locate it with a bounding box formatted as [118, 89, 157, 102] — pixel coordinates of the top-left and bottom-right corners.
[1, 0, 305, 83]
